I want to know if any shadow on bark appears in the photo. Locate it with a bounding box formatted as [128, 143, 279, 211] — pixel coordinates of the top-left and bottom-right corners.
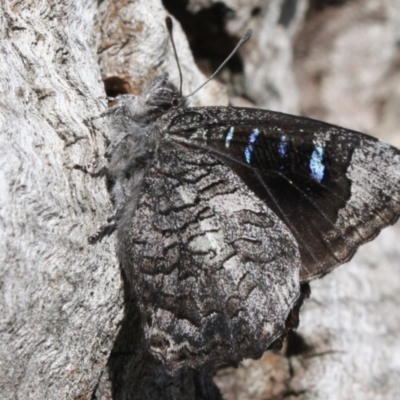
[94, 271, 310, 400]
[100, 274, 223, 400]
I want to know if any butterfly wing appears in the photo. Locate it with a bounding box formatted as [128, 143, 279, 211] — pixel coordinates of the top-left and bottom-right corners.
[161, 106, 400, 282]
[117, 140, 301, 372]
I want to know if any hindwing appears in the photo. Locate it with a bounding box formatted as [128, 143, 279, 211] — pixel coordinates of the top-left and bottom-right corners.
[117, 140, 301, 372]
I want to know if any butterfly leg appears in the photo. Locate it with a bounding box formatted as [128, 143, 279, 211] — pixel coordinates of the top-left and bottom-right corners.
[73, 163, 107, 178]
[88, 203, 127, 244]
[88, 219, 117, 244]
[74, 161, 116, 243]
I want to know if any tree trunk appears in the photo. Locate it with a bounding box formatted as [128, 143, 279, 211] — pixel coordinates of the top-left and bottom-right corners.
[0, 1, 123, 399]
[1, 0, 400, 399]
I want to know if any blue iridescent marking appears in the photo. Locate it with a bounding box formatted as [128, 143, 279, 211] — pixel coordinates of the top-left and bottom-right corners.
[310, 145, 325, 182]
[244, 128, 260, 164]
[278, 136, 287, 157]
[225, 127, 234, 148]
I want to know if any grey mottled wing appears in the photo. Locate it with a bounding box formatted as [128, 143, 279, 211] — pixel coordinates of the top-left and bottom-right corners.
[117, 141, 301, 372]
[160, 107, 400, 282]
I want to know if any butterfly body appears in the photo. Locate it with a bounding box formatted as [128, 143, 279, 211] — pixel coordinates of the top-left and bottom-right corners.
[99, 73, 400, 372]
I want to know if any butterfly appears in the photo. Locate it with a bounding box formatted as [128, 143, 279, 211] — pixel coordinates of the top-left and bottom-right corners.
[90, 18, 400, 374]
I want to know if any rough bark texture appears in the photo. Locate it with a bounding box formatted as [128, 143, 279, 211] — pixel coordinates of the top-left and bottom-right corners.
[0, 1, 124, 399]
[1, 0, 400, 399]
[96, 0, 228, 107]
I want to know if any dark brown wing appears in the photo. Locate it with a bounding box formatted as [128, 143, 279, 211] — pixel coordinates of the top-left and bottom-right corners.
[160, 106, 400, 281]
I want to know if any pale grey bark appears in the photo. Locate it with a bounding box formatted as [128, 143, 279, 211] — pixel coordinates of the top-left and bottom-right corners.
[0, 1, 123, 399]
[294, 0, 400, 146]
[96, 0, 228, 107]
[1, 0, 400, 399]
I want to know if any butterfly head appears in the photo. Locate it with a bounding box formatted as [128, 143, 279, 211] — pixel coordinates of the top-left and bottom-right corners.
[144, 72, 187, 112]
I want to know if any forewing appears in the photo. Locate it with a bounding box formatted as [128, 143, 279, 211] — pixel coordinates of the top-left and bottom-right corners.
[117, 141, 301, 372]
[161, 107, 400, 281]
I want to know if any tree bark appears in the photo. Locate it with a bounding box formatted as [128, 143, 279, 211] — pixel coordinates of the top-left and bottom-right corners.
[0, 1, 123, 399]
[2, 0, 400, 399]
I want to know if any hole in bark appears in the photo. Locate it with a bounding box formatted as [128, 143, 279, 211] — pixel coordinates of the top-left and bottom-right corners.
[251, 7, 261, 17]
[162, 0, 244, 77]
[285, 331, 312, 357]
[104, 77, 130, 97]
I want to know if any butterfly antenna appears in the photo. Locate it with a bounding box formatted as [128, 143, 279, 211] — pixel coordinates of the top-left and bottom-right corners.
[183, 29, 252, 99]
[166, 16, 183, 96]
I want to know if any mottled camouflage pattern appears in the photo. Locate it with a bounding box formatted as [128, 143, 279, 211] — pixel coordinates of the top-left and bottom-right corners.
[96, 72, 400, 372]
